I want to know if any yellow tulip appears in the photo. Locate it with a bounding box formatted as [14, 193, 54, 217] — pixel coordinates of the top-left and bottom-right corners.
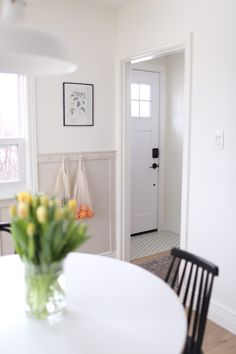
[40, 195, 49, 207]
[55, 208, 64, 221]
[36, 206, 48, 224]
[26, 223, 36, 237]
[17, 203, 28, 219]
[9, 205, 17, 218]
[32, 196, 39, 208]
[67, 199, 77, 211]
[48, 199, 54, 207]
[17, 192, 32, 204]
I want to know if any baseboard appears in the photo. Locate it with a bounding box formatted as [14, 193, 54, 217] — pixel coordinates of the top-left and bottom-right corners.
[100, 251, 117, 259]
[208, 300, 236, 335]
[131, 229, 157, 237]
[182, 284, 236, 335]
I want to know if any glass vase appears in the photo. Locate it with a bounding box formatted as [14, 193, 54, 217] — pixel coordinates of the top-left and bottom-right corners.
[24, 261, 66, 319]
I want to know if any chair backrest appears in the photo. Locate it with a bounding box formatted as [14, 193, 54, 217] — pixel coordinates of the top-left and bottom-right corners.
[165, 248, 219, 354]
[0, 222, 11, 234]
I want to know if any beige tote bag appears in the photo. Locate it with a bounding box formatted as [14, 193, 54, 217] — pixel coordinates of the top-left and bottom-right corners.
[54, 158, 71, 207]
[73, 156, 94, 219]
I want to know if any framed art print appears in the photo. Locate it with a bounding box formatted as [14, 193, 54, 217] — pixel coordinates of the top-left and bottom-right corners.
[63, 82, 94, 126]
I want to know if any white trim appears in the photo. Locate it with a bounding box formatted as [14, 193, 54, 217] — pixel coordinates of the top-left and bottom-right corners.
[131, 62, 165, 74]
[157, 66, 166, 234]
[119, 33, 190, 62]
[25, 77, 38, 193]
[117, 32, 192, 261]
[179, 36, 192, 251]
[37, 150, 116, 163]
[182, 283, 236, 335]
[209, 300, 236, 335]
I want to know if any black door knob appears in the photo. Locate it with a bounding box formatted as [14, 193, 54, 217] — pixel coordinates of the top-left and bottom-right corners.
[149, 163, 159, 169]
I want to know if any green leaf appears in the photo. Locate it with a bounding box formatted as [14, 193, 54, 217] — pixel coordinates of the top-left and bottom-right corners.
[11, 221, 29, 257]
[28, 237, 35, 261]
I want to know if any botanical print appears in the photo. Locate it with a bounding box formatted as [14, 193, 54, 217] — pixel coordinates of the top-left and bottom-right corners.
[63, 83, 94, 126]
[69, 90, 87, 117]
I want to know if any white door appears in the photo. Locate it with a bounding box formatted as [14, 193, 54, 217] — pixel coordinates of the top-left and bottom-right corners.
[130, 69, 160, 235]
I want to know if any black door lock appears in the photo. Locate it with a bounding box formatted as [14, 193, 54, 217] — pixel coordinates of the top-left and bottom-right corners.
[152, 148, 159, 159]
[149, 163, 159, 169]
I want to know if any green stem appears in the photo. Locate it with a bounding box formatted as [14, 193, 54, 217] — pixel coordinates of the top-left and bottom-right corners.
[25, 262, 65, 319]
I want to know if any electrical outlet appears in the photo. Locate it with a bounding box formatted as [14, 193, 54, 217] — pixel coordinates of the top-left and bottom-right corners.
[214, 130, 224, 149]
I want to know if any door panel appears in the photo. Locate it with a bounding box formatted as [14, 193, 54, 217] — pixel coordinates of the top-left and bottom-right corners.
[131, 70, 160, 235]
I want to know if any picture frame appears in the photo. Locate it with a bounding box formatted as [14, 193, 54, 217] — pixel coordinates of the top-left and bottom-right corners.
[63, 82, 94, 126]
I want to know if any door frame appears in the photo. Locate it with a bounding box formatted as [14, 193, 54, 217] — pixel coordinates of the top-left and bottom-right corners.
[116, 33, 192, 261]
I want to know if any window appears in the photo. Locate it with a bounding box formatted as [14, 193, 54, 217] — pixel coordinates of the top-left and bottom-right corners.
[131, 83, 152, 118]
[0, 74, 36, 199]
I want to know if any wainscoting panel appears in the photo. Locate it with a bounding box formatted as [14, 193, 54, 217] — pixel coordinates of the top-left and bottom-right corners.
[38, 151, 116, 255]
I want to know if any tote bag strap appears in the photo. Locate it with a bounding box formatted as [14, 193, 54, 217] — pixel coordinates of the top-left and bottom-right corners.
[62, 157, 70, 175]
[78, 155, 85, 173]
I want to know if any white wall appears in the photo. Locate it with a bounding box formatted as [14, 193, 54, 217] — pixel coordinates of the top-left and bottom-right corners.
[164, 52, 184, 234]
[25, 0, 116, 154]
[117, 0, 236, 333]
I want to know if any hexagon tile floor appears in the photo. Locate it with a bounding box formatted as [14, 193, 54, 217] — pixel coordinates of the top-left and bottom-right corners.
[130, 230, 180, 260]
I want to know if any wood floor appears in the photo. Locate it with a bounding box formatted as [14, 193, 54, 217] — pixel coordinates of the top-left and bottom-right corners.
[132, 252, 236, 354]
[203, 319, 236, 354]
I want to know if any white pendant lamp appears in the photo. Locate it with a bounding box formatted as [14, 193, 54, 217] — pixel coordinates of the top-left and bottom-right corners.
[0, 0, 77, 76]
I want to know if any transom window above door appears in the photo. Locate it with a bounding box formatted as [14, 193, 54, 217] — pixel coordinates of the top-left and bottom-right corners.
[131, 83, 152, 118]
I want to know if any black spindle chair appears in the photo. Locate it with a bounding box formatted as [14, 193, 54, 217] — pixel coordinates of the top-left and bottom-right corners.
[165, 248, 219, 354]
[0, 222, 11, 234]
[0, 222, 11, 255]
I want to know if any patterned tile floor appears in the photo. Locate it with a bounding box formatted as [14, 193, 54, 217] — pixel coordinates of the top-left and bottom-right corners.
[130, 230, 180, 260]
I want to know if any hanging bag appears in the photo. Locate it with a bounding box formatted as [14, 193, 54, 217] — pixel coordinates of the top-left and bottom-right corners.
[73, 156, 94, 219]
[54, 158, 71, 207]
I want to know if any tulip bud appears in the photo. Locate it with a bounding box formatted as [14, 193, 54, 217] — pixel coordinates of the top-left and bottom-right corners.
[17, 203, 28, 219]
[36, 206, 48, 224]
[40, 195, 49, 207]
[32, 196, 39, 208]
[67, 200, 77, 217]
[9, 204, 17, 218]
[26, 223, 36, 237]
[55, 207, 63, 221]
[17, 192, 32, 204]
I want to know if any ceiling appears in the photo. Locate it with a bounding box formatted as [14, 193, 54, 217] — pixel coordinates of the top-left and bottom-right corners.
[87, 0, 131, 8]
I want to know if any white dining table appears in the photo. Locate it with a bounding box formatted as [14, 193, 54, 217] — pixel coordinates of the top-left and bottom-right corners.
[0, 253, 187, 354]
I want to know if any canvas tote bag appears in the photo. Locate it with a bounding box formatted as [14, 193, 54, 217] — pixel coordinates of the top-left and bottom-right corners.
[54, 158, 71, 207]
[73, 156, 94, 219]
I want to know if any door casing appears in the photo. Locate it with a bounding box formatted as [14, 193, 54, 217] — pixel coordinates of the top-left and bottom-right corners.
[116, 33, 192, 261]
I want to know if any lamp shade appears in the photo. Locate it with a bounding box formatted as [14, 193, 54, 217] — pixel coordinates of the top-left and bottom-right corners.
[0, 24, 77, 75]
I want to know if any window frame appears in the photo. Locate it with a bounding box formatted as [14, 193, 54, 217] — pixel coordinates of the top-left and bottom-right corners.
[0, 76, 38, 200]
[131, 82, 152, 118]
